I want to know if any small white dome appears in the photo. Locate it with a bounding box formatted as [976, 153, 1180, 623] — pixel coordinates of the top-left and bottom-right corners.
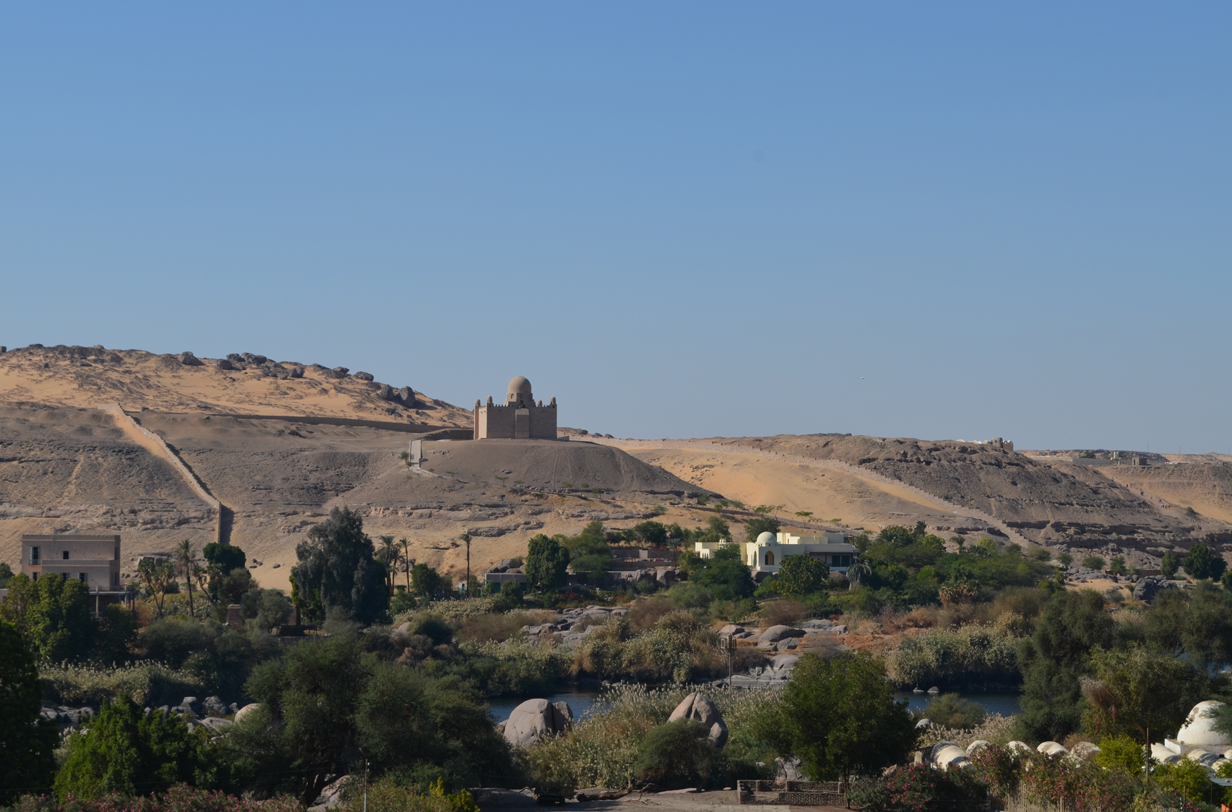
[756, 531, 776, 545]
[1176, 701, 1230, 748]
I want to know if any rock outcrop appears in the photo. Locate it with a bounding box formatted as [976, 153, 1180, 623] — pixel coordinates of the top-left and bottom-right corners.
[501, 698, 574, 747]
[667, 692, 728, 748]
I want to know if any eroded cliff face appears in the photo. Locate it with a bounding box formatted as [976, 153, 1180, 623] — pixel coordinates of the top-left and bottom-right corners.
[708, 434, 1232, 558]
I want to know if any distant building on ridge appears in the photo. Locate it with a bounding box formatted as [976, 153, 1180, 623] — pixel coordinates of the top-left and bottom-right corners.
[473, 376, 558, 440]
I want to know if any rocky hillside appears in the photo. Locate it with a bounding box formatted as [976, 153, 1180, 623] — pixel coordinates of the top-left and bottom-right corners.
[683, 434, 1232, 562]
[0, 343, 469, 425]
[0, 345, 711, 589]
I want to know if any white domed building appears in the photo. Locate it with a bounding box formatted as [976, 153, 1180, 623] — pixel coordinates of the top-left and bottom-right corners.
[473, 376, 558, 440]
[1162, 701, 1231, 756]
[694, 530, 858, 578]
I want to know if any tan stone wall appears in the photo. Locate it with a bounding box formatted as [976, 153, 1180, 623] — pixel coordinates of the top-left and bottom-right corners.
[475, 404, 557, 440]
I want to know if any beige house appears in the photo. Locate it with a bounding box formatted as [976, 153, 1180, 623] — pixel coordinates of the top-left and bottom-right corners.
[20, 534, 130, 614]
[694, 530, 858, 578]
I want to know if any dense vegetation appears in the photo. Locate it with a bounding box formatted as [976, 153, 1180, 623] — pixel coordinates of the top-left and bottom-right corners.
[4, 509, 1232, 811]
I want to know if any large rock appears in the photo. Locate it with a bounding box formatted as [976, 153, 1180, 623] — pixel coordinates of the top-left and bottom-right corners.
[759, 625, 806, 645]
[202, 696, 228, 718]
[667, 692, 728, 748]
[234, 703, 261, 723]
[1133, 576, 1178, 603]
[503, 698, 573, 747]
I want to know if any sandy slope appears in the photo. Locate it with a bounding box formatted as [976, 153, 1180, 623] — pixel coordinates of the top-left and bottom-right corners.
[623, 446, 946, 532]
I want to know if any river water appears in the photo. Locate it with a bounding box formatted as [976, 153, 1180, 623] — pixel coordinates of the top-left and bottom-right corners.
[488, 687, 1021, 722]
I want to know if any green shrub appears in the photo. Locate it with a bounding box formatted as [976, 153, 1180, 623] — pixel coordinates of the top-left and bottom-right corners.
[520, 684, 779, 792]
[885, 625, 1020, 688]
[41, 661, 208, 708]
[1152, 758, 1220, 805]
[920, 693, 987, 729]
[761, 599, 808, 627]
[850, 763, 987, 812]
[3, 785, 301, 812]
[632, 720, 720, 789]
[454, 612, 529, 644]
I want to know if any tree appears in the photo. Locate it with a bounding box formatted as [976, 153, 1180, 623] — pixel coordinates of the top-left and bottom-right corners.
[55, 697, 208, 800]
[1183, 544, 1226, 581]
[1057, 551, 1073, 567]
[633, 719, 720, 790]
[525, 534, 570, 592]
[778, 651, 917, 784]
[173, 539, 203, 617]
[202, 543, 246, 604]
[691, 545, 755, 602]
[1083, 555, 1106, 571]
[775, 555, 830, 598]
[562, 525, 611, 585]
[0, 562, 12, 589]
[0, 573, 94, 662]
[0, 621, 57, 803]
[412, 563, 442, 601]
[291, 507, 389, 624]
[226, 635, 370, 806]
[1109, 556, 1127, 576]
[631, 521, 668, 548]
[137, 558, 178, 620]
[1161, 552, 1179, 580]
[375, 535, 402, 597]
[795, 511, 814, 521]
[1016, 589, 1114, 742]
[355, 665, 515, 788]
[744, 516, 781, 543]
[227, 636, 514, 801]
[703, 516, 730, 539]
[399, 538, 414, 591]
[1144, 583, 1232, 674]
[1081, 644, 1208, 744]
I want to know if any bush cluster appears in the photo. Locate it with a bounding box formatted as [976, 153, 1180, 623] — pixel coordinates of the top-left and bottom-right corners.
[885, 624, 1021, 689]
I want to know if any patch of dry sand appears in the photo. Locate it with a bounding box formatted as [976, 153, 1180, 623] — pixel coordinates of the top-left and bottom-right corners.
[621, 446, 947, 532]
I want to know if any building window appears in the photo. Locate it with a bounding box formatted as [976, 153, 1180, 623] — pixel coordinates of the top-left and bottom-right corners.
[113, 572, 120, 587]
[79, 573, 87, 583]
[63, 550, 70, 560]
[115, 546, 120, 560]
[30, 546, 40, 565]
[764, 551, 775, 566]
[32, 571, 39, 581]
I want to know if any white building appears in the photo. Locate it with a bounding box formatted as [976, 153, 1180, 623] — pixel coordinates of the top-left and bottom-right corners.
[694, 530, 858, 578]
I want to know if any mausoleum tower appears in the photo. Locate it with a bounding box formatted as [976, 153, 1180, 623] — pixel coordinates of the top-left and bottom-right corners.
[473, 376, 558, 440]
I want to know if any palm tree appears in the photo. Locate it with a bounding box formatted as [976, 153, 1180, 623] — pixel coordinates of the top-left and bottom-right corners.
[398, 538, 413, 591]
[376, 535, 400, 596]
[461, 533, 473, 598]
[173, 540, 202, 616]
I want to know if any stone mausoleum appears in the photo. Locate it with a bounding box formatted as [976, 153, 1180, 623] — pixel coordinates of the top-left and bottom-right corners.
[473, 376, 558, 440]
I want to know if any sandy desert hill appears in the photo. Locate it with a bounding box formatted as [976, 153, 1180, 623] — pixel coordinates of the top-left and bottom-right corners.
[2, 343, 1229, 589]
[0, 344, 712, 588]
[603, 435, 1232, 569]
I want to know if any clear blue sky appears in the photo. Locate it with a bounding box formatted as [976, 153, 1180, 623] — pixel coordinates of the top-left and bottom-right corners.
[2, 4, 1229, 452]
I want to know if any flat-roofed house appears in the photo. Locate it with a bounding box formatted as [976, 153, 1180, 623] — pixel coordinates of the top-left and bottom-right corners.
[694, 530, 858, 579]
[20, 534, 131, 615]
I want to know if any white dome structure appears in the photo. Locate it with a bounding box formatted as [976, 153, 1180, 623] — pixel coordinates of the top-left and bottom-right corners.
[756, 531, 776, 545]
[1175, 701, 1230, 748]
